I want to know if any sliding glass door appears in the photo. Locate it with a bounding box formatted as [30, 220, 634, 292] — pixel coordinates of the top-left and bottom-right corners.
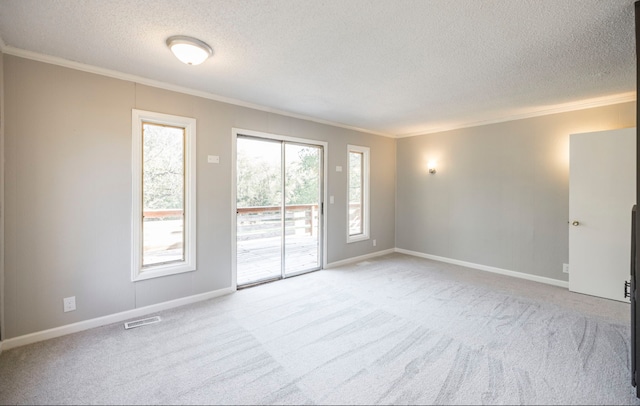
[236, 137, 282, 283]
[236, 135, 323, 286]
[283, 143, 322, 276]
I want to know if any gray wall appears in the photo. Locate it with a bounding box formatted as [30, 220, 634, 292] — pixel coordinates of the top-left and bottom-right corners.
[3, 55, 396, 339]
[2, 52, 635, 341]
[396, 102, 635, 281]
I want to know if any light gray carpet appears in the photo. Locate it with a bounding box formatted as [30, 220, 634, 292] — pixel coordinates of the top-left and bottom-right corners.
[0, 253, 637, 405]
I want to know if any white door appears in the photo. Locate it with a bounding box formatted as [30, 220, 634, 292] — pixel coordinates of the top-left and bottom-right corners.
[569, 127, 635, 302]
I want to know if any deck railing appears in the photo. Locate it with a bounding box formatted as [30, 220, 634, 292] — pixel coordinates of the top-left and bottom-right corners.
[143, 209, 183, 219]
[141, 203, 361, 243]
[237, 204, 319, 241]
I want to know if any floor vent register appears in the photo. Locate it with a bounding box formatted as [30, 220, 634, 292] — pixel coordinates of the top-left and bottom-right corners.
[124, 316, 162, 330]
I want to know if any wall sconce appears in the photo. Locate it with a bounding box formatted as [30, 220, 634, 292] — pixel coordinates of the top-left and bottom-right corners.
[428, 161, 437, 174]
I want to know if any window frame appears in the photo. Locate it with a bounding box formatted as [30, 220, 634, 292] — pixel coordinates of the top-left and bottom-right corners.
[131, 109, 197, 281]
[346, 144, 370, 243]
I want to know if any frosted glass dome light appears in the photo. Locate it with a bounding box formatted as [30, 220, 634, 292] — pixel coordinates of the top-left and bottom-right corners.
[166, 36, 213, 65]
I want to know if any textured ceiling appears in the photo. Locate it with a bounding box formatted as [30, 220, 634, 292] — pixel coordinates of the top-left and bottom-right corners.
[0, 0, 635, 136]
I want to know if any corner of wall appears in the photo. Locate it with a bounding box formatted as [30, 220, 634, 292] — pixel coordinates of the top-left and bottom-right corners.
[393, 136, 398, 250]
[0, 49, 5, 344]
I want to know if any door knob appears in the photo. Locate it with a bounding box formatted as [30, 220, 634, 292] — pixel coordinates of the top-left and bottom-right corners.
[572, 221, 580, 226]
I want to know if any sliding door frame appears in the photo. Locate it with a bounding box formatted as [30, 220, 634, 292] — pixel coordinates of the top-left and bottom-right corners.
[231, 128, 328, 289]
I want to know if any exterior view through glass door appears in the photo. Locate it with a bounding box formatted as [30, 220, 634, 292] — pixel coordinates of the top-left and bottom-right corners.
[236, 135, 323, 286]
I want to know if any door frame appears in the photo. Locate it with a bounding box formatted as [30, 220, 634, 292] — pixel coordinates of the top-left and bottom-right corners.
[231, 128, 329, 289]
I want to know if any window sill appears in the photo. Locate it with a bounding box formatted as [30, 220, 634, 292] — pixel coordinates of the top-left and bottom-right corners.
[132, 262, 196, 282]
[347, 234, 370, 244]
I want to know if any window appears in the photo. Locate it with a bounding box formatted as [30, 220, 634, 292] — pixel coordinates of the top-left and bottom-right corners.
[131, 110, 196, 281]
[347, 144, 370, 242]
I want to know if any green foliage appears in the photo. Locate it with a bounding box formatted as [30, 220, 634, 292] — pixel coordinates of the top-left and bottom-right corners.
[349, 151, 362, 204]
[142, 130, 322, 211]
[237, 141, 320, 208]
[237, 152, 281, 207]
[286, 146, 320, 205]
[143, 124, 184, 210]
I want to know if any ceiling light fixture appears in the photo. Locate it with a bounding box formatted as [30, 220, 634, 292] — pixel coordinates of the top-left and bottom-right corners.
[166, 35, 213, 66]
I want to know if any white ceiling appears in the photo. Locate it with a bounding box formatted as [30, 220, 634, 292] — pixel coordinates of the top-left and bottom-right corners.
[0, 0, 635, 137]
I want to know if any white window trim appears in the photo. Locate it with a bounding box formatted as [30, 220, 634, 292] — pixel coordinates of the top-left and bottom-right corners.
[347, 144, 370, 243]
[131, 109, 197, 281]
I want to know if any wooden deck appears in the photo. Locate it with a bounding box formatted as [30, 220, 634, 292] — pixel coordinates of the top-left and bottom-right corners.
[237, 235, 320, 286]
[140, 206, 322, 286]
[236, 205, 321, 286]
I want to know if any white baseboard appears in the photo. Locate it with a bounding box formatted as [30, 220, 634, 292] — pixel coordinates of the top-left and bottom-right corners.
[0, 286, 236, 352]
[0, 249, 569, 353]
[326, 248, 396, 268]
[395, 248, 569, 289]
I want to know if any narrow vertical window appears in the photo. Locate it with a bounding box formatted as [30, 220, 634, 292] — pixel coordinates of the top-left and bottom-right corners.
[132, 110, 196, 281]
[349, 150, 363, 235]
[347, 145, 370, 242]
[142, 123, 185, 266]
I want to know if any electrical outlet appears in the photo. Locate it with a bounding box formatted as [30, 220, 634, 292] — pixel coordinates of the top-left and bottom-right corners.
[563, 264, 569, 274]
[63, 296, 76, 312]
[373, 239, 377, 247]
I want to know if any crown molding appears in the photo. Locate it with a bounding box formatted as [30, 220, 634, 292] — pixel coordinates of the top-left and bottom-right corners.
[0, 45, 394, 138]
[396, 91, 637, 138]
[1, 44, 634, 140]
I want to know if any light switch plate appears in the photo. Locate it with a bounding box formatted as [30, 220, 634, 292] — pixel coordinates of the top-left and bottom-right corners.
[207, 155, 220, 164]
